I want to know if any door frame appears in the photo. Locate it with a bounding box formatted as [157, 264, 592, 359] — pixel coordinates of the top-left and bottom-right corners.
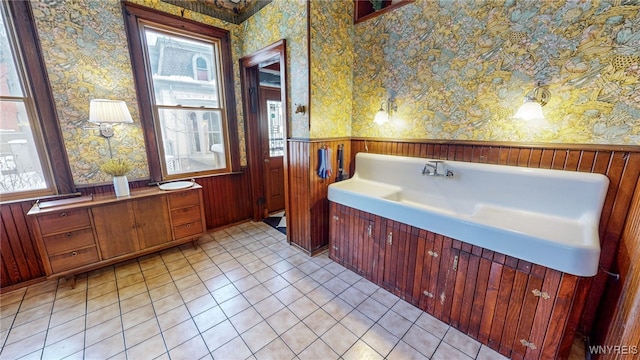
[240, 40, 289, 223]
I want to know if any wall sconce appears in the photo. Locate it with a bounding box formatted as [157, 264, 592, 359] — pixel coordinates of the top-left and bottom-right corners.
[374, 98, 397, 125]
[85, 99, 133, 157]
[513, 85, 550, 121]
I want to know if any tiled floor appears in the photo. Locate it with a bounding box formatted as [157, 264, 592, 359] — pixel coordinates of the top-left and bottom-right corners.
[0, 221, 515, 360]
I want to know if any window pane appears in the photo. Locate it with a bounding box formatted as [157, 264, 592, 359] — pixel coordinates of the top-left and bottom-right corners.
[144, 28, 220, 107]
[0, 100, 48, 194]
[158, 108, 226, 175]
[267, 100, 284, 157]
[0, 7, 24, 97]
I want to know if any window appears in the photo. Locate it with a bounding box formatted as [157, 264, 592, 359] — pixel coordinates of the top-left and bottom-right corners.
[0, 1, 71, 201]
[123, 3, 239, 180]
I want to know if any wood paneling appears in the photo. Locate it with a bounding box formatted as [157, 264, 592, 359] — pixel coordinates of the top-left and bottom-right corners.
[1, 174, 251, 290]
[288, 139, 351, 254]
[350, 138, 640, 337]
[595, 179, 640, 359]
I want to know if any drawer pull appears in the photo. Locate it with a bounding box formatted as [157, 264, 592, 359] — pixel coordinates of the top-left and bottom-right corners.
[532, 289, 550, 300]
[71, 251, 78, 257]
[423, 290, 434, 298]
[60, 212, 68, 217]
[186, 224, 191, 228]
[387, 232, 393, 246]
[428, 250, 438, 257]
[453, 255, 459, 271]
[367, 224, 372, 237]
[333, 215, 339, 221]
[66, 232, 73, 238]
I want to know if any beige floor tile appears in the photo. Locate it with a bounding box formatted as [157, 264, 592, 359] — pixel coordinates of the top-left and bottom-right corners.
[152, 293, 184, 315]
[1, 301, 21, 322]
[402, 324, 441, 358]
[230, 307, 262, 334]
[49, 302, 86, 328]
[263, 275, 289, 294]
[339, 309, 375, 338]
[145, 272, 174, 290]
[161, 318, 199, 350]
[149, 282, 179, 303]
[378, 310, 413, 338]
[141, 263, 169, 279]
[121, 304, 155, 330]
[233, 274, 259, 292]
[0, 287, 26, 306]
[444, 327, 482, 357]
[241, 320, 278, 353]
[212, 283, 240, 303]
[339, 286, 369, 308]
[201, 320, 239, 351]
[357, 297, 388, 322]
[116, 272, 145, 289]
[362, 323, 400, 357]
[306, 285, 335, 307]
[120, 292, 151, 314]
[253, 295, 285, 319]
[243, 284, 271, 305]
[288, 296, 319, 319]
[303, 308, 338, 336]
[211, 335, 252, 360]
[266, 308, 299, 335]
[178, 283, 209, 303]
[415, 311, 450, 339]
[157, 304, 191, 331]
[87, 280, 117, 300]
[324, 297, 354, 321]
[87, 266, 116, 287]
[85, 317, 122, 347]
[0, 331, 46, 360]
[115, 260, 142, 279]
[124, 318, 160, 348]
[185, 293, 216, 316]
[321, 323, 359, 356]
[254, 338, 295, 360]
[168, 263, 196, 280]
[41, 331, 84, 359]
[281, 322, 317, 354]
[117, 282, 148, 300]
[476, 344, 510, 360]
[432, 340, 474, 360]
[86, 302, 120, 328]
[371, 288, 400, 308]
[192, 305, 226, 332]
[125, 333, 166, 360]
[298, 339, 339, 360]
[13, 302, 53, 327]
[219, 294, 250, 317]
[343, 339, 384, 360]
[391, 299, 424, 322]
[45, 316, 85, 346]
[168, 335, 209, 360]
[387, 340, 429, 360]
[6, 316, 49, 345]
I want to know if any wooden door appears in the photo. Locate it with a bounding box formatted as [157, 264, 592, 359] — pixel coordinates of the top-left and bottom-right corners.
[133, 195, 171, 249]
[92, 202, 139, 259]
[259, 87, 285, 214]
[382, 220, 414, 297]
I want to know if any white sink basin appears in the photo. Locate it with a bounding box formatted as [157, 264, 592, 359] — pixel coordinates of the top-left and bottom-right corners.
[328, 153, 609, 276]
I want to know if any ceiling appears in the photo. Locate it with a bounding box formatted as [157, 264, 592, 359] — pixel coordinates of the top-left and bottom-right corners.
[161, 0, 272, 24]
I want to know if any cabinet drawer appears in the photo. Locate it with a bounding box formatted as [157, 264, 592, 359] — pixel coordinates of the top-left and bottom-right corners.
[37, 209, 91, 235]
[49, 246, 99, 273]
[43, 228, 95, 255]
[168, 190, 200, 209]
[174, 220, 203, 239]
[171, 205, 201, 226]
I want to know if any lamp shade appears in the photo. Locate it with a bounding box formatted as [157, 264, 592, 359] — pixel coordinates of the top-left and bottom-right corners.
[374, 109, 388, 125]
[514, 101, 545, 121]
[89, 99, 133, 124]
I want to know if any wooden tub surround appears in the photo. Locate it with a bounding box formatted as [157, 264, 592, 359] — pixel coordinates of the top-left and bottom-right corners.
[27, 184, 206, 285]
[330, 202, 587, 359]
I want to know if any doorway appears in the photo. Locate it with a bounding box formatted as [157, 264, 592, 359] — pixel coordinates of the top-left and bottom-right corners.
[240, 40, 288, 225]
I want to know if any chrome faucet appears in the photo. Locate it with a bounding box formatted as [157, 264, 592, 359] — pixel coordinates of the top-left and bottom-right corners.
[422, 160, 454, 177]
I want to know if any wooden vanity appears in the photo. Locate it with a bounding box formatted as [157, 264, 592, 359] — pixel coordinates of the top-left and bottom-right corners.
[28, 184, 206, 283]
[329, 202, 587, 360]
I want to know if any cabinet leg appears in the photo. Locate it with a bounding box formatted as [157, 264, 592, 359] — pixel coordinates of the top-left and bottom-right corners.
[64, 274, 76, 289]
[191, 239, 198, 250]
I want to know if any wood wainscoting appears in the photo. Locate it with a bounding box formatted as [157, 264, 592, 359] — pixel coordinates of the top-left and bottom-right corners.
[287, 138, 351, 255]
[1, 174, 252, 290]
[349, 138, 640, 339]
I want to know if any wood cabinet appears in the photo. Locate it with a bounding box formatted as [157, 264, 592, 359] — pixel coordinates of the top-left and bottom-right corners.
[329, 201, 585, 360]
[28, 185, 206, 280]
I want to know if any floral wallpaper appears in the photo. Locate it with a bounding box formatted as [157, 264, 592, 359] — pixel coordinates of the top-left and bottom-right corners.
[240, 0, 310, 139]
[352, 0, 640, 145]
[309, 0, 354, 138]
[31, 0, 247, 185]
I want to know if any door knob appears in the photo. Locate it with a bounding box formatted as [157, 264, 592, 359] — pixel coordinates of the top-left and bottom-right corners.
[264, 159, 270, 163]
